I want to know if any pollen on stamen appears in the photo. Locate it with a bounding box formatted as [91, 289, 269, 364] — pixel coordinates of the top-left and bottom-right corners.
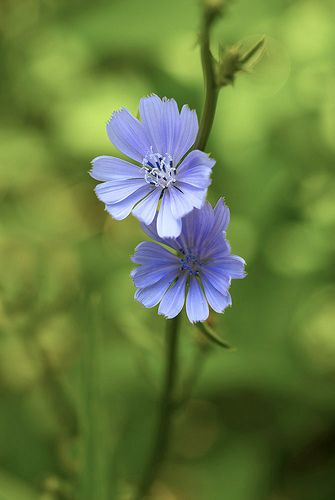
[180, 254, 201, 276]
[142, 151, 177, 189]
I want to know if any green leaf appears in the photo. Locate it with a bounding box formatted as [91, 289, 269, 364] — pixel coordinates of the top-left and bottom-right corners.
[239, 37, 266, 65]
[195, 322, 233, 349]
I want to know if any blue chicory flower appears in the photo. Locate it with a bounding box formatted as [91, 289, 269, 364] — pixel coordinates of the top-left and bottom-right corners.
[131, 198, 246, 323]
[90, 95, 215, 238]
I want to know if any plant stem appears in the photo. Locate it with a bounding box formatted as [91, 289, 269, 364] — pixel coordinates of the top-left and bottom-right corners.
[194, 8, 220, 152]
[134, 314, 181, 500]
[81, 294, 101, 500]
[134, 7, 223, 499]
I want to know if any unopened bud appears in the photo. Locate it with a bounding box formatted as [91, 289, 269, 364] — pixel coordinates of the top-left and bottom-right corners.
[204, 0, 225, 11]
[216, 37, 266, 87]
[203, 0, 226, 23]
[217, 46, 241, 87]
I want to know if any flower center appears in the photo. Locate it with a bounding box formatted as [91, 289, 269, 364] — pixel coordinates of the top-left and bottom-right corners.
[180, 253, 200, 276]
[142, 152, 177, 188]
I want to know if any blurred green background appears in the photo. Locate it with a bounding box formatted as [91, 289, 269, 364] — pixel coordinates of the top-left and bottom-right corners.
[1, 0, 335, 499]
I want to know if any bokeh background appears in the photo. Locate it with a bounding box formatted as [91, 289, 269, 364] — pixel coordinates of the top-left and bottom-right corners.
[1, 0, 335, 499]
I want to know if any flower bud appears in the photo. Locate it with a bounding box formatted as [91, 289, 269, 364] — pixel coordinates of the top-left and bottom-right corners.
[217, 37, 265, 87]
[217, 46, 241, 87]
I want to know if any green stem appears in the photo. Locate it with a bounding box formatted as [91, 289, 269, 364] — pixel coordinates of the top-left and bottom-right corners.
[81, 295, 100, 500]
[134, 8, 223, 499]
[174, 343, 209, 411]
[134, 314, 181, 500]
[194, 9, 220, 152]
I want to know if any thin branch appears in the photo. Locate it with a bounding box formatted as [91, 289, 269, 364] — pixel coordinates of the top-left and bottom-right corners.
[133, 314, 181, 500]
[194, 6, 221, 151]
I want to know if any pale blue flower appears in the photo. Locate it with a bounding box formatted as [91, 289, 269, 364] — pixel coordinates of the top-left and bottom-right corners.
[91, 95, 215, 238]
[131, 199, 246, 323]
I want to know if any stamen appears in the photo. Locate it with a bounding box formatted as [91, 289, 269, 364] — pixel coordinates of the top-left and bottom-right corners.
[180, 253, 201, 276]
[142, 151, 177, 189]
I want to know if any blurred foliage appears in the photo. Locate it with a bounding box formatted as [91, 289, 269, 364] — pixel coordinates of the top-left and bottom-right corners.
[0, 0, 335, 499]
